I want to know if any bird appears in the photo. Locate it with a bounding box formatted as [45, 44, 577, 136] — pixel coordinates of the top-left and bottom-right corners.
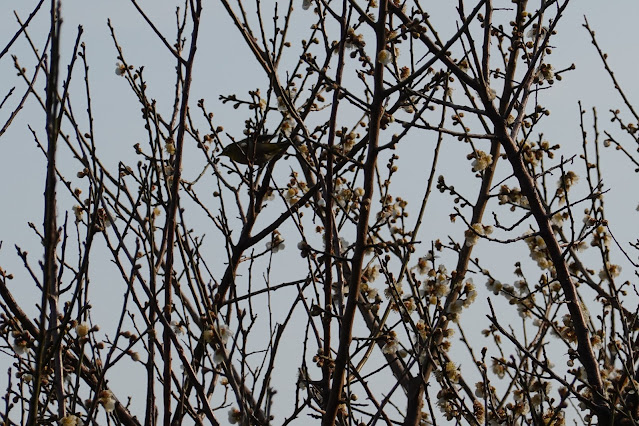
[220, 134, 290, 166]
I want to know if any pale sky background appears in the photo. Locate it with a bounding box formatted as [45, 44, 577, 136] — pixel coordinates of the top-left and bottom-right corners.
[1, 0, 638, 423]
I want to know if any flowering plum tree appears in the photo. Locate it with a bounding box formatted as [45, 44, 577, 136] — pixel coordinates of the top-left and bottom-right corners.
[0, 1, 637, 425]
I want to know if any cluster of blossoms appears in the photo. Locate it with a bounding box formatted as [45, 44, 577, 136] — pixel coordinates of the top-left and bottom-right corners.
[202, 322, 231, 345]
[446, 278, 477, 322]
[114, 61, 130, 76]
[436, 387, 461, 421]
[297, 240, 313, 259]
[528, 380, 553, 407]
[398, 65, 411, 81]
[552, 314, 577, 343]
[485, 277, 536, 318]
[419, 264, 451, 304]
[203, 322, 232, 366]
[279, 115, 295, 137]
[334, 177, 364, 209]
[498, 185, 527, 210]
[523, 231, 553, 270]
[98, 390, 116, 413]
[535, 63, 555, 84]
[266, 230, 285, 253]
[75, 322, 90, 338]
[362, 264, 380, 283]
[515, 295, 536, 319]
[391, 297, 417, 315]
[361, 264, 380, 301]
[474, 381, 496, 399]
[589, 368, 639, 423]
[60, 414, 84, 426]
[12, 330, 30, 356]
[344, 27, 365, 50]
[491, 358, 507, 379]
[520, 139, 556, 167]
[479, 370, 543, 422]
[73, 205, 84, 223]
[599, 262, 622, 281]
[416, 251, 437, 274]
[464, 223, 493, 247]
[415, 319, 428, 340]
[276, 87, 297, 112]
[457, 279, 477, 309]
[377, 49, 393, 65]
[400, 95, 419, 113]
[526, 24, 548, 39]
[162, 163, 174, 184]
[486, 278, 503, 295]
[284, 172, 307, 205]
[376, 195, 408, 223]
[228, 407, 242, 424]
[440, 361, 461, 384]
[509, 390, 531, 417]
[334, 129, 358, 155]
[556, 171, 579, 204]
[590, 224, 611, 249]
[477, 316, 562, 423]
[377, 41, 401, 67]
[382, 331, 400, 354]
[513, 278, 530, 296]
[165, 138, 176, 155]
[383, 281, 403, 300]
[469, 150, 493, 172]
[360, 281, 379, 302]
[171, 320, 186, 335]
[550, 211, 567, 228]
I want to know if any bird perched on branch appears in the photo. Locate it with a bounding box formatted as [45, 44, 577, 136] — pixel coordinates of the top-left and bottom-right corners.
[221, 134, 290, 166]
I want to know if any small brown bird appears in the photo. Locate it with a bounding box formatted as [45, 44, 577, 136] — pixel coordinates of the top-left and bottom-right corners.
[221, 134, 290, 165]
